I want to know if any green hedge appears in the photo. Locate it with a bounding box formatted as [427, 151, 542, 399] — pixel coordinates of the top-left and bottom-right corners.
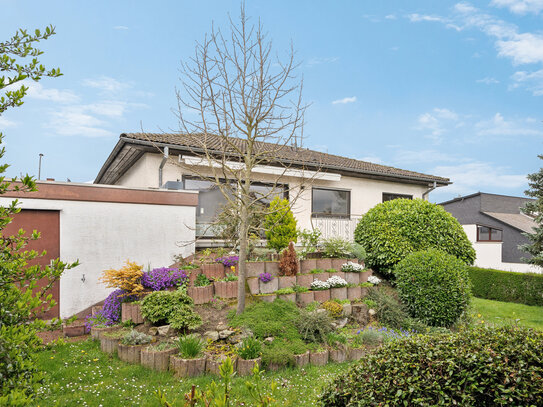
[468, 266, 543, 306]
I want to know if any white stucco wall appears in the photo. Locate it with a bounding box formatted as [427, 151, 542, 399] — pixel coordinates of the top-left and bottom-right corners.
[463, 224, 542, 274]
[0, 195, 196, 318]
[116, 152, 429, 235]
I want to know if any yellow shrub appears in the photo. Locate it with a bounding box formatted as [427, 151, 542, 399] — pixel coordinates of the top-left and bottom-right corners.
[100, 260, 144, 297]
[322, 300, 343, 318]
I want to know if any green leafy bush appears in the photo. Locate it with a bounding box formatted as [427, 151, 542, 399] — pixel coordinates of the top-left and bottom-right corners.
[194, 273, 211, 287]
[264, 196, 297, 253]
[320, 326, 543, 406]
[121, 330, 152, 346]
[468, 266, 543, 306]
[395, 249, 471, 327]
[354, 199, 475, 274]
[141, 290, 202, 330]
[321, 237, 353, 258]
[262, 337, 307, 367]
[325, 332, 348, 348]
[349, 243, 367, 261]
[275, 287, 295, 295]
[297, 310, 333, 343]
[177, 334, 204, 358]
[297, 228, 321, 258]
[238, 336, 262, 360]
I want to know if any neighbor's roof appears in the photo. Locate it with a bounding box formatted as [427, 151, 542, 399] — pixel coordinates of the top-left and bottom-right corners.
[95, 132, 451, 186]
[483, 212, 537, 234]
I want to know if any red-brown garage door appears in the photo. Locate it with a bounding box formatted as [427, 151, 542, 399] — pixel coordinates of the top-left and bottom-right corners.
[4, 209, 61, 319]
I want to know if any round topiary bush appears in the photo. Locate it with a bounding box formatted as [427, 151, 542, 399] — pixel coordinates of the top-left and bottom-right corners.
[394, 249, 471, 327]
[354, 198, 475, 274]
[320, 325, 543, 407]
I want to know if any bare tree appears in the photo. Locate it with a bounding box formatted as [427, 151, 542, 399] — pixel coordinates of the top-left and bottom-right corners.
[172, 5, 311, 314]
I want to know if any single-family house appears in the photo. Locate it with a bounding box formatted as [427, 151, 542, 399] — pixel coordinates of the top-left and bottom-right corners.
[440, 192, 540, 273]
[95, 133, 450, 245]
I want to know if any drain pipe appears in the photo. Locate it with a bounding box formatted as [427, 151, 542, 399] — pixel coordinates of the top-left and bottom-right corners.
[158, 146, 169, 188]
[422, 181, 437, 200]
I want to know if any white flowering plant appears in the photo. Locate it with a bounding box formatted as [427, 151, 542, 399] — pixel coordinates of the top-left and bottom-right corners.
[341, 261, 365, 273]
[367, 275, 382, 285]
[310, 279, 330, 291]
[326, 276, 348, 288]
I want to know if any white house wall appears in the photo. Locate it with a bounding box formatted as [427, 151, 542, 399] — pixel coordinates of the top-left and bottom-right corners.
[115, 152, 429, 238]
[463, 224, 542, 274]
[0, 196, 196, 318]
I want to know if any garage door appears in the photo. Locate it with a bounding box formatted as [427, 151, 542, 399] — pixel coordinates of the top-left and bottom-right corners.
[4, 209, 61, 319]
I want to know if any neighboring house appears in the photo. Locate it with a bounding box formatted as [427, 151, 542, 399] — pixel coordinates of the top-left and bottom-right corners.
[95, 133, 450, 245]
[440, 192, 541, 273]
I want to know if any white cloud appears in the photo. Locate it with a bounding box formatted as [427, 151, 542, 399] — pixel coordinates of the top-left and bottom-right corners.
[409, 3, 543, 66]
[0, 116, 17, 128]
[475, 112, 543, 136]
[432, 161, 526, 196]
[358, 155, 383, 164]
[511, 69, 543, 95]
[47, 106, 116, 138]
[477, 77, 500, 84]
[332, 96, 357, 105]
[113, 25, 129, 30]
[385, 14, 397, 20]
[25, 82, 80, 104]
[491, 0, 543, 15]
[82, 76, 131, 93]
[415, 108, 460, 142]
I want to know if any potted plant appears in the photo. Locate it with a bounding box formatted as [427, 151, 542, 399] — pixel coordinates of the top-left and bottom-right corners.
[214, 255, 239, 275]
[187, 274, 214, 304]
[293, 284, 314, 306]
[121, 301, 144, 324]
[310, 279, 331, 302]
[274, 287, 296, 302]
[100, 328, 131, 354]
[309, 344, 329, 366]
[141, 341, 177, 371]
[213, 273, 238, 298]
[326, 332, 348, 363]
[309, 268, 328, 283]
[237, 336, 262, 376]
[117, 330, 153, 364]
[170, 335, 206, 377]
[62, 322, 86, 337]
[258, 272, 278, 294]
[327, 276, 348, 300]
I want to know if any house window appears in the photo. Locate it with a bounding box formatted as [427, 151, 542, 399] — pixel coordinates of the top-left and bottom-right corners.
[312, 188, 350, 218]
[382, 193, 413, 202]
[477, 225, 503, 242]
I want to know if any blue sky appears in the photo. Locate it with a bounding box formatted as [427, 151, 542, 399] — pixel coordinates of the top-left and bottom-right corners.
[1, 0, 542, 202]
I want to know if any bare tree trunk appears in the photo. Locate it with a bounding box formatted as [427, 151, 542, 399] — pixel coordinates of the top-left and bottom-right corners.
[236, 203, 249, 314]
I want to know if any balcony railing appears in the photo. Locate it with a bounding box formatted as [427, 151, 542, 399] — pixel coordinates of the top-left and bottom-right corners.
[312, 215, 362, 242]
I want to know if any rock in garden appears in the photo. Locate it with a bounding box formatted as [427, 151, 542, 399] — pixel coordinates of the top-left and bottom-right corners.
[368, 308, 376, 316]
[149, 327, 159, 336]
[336, 318, 348, 329]
[264, 337, 274, 343]
[216, 322, 228, 331]
[219, 329, 235, 339]
[157, 325, 173, 336]
[203, 331, 219, 342]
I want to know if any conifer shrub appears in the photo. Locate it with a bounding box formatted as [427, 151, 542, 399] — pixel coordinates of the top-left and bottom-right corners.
[141, 289, 202, 330]
[321, 326, 543, 406]
[264, 197, 297, 253]
[279, 241, 299, 276]
[394, 249, 471, 327]
[354, 199, 475, 274]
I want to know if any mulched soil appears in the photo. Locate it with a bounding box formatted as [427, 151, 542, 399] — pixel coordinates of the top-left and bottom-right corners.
[37, 329, 89, 345]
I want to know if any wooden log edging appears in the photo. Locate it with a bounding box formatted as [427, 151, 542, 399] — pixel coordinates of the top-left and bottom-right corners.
[237, 357, 261, 376]
[170, 355, 206, 377]
[141, 347, 177, 372]
[121, 303, 144, 324]
[118, 343, 146, 364]
[100, 336, 120, 354]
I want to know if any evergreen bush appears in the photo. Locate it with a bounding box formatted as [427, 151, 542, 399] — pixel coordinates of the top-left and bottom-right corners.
[394, 249, 471, 327]
[264, 197, 297, 253]
[321, 326, 543, 406]
[354, 199, 475, 274]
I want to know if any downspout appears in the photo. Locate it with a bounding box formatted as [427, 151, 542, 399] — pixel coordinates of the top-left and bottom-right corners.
[158, 146, 169, 188]
[422, 181, 437, 200]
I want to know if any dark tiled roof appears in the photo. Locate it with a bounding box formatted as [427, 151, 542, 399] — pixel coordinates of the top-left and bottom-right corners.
[119, 132, 450, 184]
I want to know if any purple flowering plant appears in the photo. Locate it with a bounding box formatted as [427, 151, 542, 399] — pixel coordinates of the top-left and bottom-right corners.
[259, 272, 273, 283]
[85, 289, 137, 332]
[141, 267, 188, 291]
[215, 256, 239, 268]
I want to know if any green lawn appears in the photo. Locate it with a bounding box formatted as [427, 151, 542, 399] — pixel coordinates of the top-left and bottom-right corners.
[471, 297, 543, 330]
[36, 339, 347, 406]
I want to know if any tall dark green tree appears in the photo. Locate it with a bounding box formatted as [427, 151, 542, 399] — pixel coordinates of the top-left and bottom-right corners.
[521, 154, 543, 267]
[0, 26, 78, 404]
